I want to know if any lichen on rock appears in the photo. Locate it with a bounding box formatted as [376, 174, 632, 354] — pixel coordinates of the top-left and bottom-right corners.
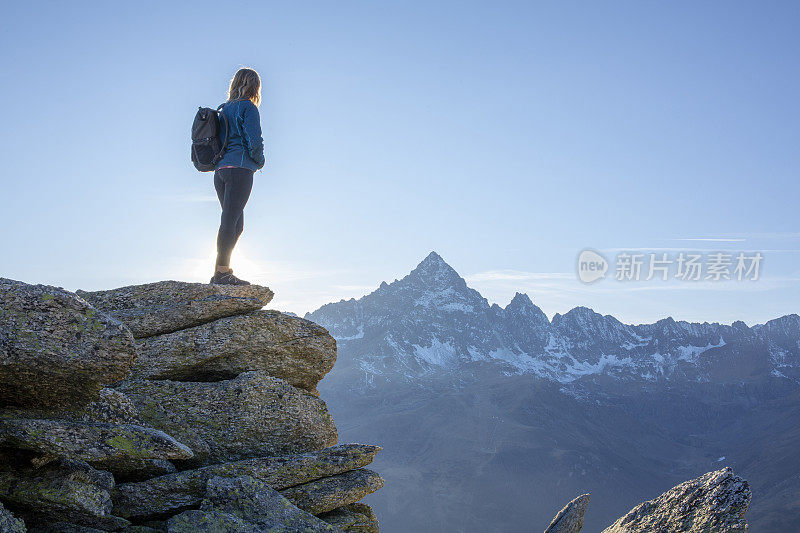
[602, 467, 751, 532]
[280, 468, 385, 515]
[0, 416, 192, 467]
[0, 457, 128, 529]
[166, 475, 342, 532]
[112, 443, 381, 520]
[116, 371, 338, 466]
[318, 502, 380, 533]
[0, 278, 136, 409]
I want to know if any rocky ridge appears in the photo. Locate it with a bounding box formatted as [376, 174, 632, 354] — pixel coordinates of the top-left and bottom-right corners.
[0, 278, 384, 532]
[543, 467, 750, 532]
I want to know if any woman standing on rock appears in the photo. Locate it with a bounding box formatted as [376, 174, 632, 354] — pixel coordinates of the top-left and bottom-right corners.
[210, 68, 266, 286]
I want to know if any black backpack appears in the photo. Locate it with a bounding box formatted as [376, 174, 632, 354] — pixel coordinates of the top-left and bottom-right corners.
[191, 103, 229, 172]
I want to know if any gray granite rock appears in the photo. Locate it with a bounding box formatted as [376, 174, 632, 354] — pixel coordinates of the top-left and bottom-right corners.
[318, 503, 380, 533]
[602, 467, 751, 532]
[0, 458, 129, 530]
[181, 475, 342, 531]
[0, 500, 26, 533]
[27, 524, 105, 532]
[545, 493, 590, 533]
[132, 310, 336, 392]
[77, 281, 273, 338]
[112, 443, 381, 520]
[78, 389, 178, 482]
[0, 278, 136, 409]
[81, 389, 142, 425]
[280, 468, 385, 515]
[116, 371, 338, 466]
[166, 509, 254, 532]
[0, 417, 192, 466]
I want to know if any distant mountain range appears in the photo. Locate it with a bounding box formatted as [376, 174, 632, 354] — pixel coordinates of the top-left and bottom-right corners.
[306, 252, 800, 532]
[308, 251, 800, 389]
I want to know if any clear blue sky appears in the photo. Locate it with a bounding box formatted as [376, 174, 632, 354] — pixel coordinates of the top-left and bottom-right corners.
[1, 1, 798, 325]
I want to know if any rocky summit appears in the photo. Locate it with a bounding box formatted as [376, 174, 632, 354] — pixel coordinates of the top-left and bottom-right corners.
[601, 467, 751, 532]
[0, 278, 384, 532]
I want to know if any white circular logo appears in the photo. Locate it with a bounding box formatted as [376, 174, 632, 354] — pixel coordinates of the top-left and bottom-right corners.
[577, 249, 608, 283]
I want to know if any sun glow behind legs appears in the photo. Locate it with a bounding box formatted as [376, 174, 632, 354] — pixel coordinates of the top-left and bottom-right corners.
[183, 243, 268, 284]
[173, 244, 365, 314]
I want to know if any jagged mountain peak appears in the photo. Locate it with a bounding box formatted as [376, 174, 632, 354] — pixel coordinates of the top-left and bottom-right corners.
[756, 313, 800, 336]
[504, 292, 549, 327]
[553, 306, 602, 324]
[507, 292, 533, 308]
[406, 251, 465, 290]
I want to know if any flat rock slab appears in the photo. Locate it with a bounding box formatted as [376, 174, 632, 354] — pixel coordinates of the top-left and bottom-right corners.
[318, 503, 380, 533]
[545, 493, 590, 533]
[166, 475, 342, 532]
[77, 281, 274, 339]
[0, 458, 129, 530]
[133, 310, 336, 391]
[0, 278, 136, 409]
[281, 468, 385, 516]
[116, 371, 338, 466]
[113, 443, 381, 520]
[602, 467, 751, 532]
[0, 416, 192, 467]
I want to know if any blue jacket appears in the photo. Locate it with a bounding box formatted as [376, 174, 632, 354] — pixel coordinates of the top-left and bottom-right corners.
[215, 99, 265, 171]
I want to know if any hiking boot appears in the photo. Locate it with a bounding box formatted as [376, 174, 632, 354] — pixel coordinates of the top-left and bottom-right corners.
[210, 270, 251, 285]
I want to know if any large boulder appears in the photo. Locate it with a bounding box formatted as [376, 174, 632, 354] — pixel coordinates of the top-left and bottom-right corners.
[76, 281, 273, 339]
[0, 500, 26, 533]
[318, 503, 380, 533]
[0, 458, 129, 530]
[281, 468, 385, 515]
[545, 493, 590, 533]
[166, 475, 342, 532]
[116, 371, 338, 466]
[602, 467, 751, 532]
[0, 416, 192, 468]
[0, 279, 136, 409]
[131, 310, 336, 391]
[112, 443, 381, 520]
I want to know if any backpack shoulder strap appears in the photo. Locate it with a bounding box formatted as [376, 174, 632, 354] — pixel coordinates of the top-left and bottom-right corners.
[216, 102, 230, 154]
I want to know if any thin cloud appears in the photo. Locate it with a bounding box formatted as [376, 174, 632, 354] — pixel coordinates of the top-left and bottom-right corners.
[670, 238, 747, 242]
[466, 270, 573, 282]
[601, 247, 800, 254]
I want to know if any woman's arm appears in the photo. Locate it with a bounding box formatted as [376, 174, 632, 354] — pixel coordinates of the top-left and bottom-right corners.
[241, 102, 265, 169]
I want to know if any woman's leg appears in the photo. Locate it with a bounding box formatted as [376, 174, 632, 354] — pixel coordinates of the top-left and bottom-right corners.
[233, 212, 244, 247]
[215, 168, 254, 268]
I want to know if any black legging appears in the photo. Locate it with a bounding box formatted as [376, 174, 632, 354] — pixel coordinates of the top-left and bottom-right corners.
[214, 167, 254, 267]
